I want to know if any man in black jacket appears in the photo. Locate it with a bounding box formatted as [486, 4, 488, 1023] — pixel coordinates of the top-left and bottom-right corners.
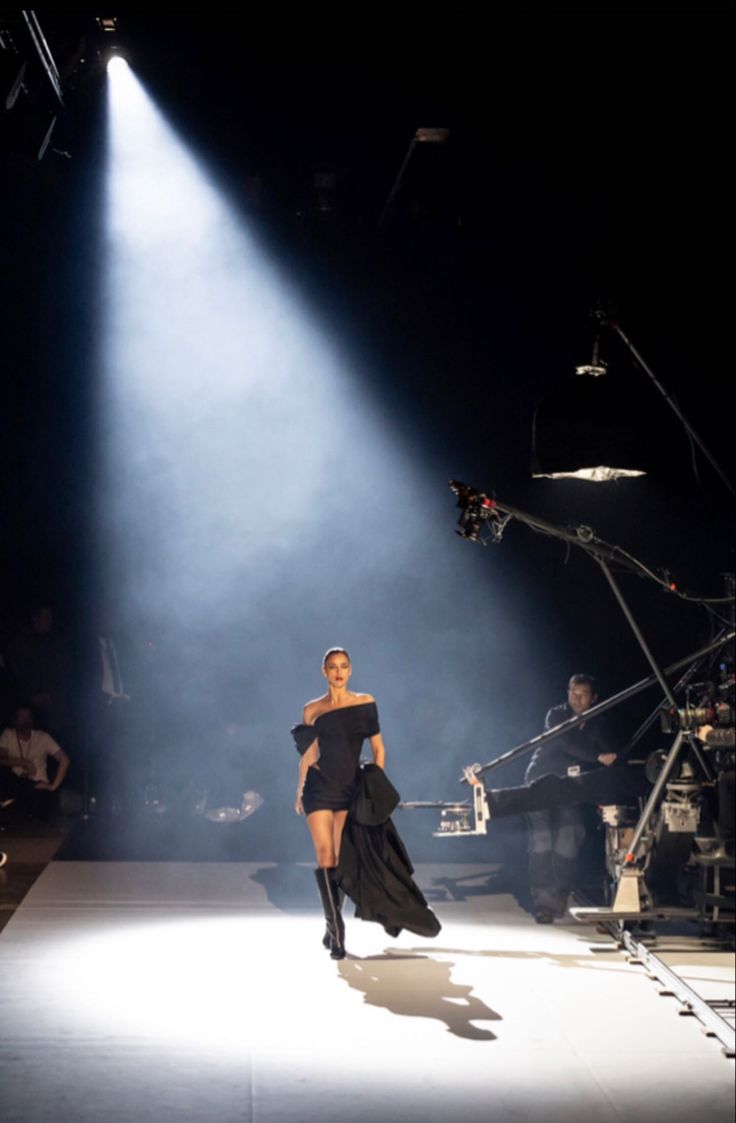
[526, 673, 616, 923]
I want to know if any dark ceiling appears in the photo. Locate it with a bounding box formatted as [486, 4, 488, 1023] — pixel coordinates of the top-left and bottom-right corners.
[1, 9, 733, 627]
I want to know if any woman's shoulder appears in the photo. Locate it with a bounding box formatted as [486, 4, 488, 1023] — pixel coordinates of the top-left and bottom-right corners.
[303, 692, 376, 723]
[302, 696, 326, 723]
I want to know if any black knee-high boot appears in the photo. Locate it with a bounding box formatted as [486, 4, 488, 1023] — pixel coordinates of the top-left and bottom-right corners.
[314, 867, 345, 959]
[321, 884, 346, 949]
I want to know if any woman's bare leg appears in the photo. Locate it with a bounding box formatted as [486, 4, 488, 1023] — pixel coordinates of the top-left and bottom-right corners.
[333, 809, 349, 863]
[307, 810, 338, 867]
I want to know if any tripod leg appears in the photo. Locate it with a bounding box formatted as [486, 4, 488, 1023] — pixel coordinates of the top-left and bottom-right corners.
[622, 731, 685, 866]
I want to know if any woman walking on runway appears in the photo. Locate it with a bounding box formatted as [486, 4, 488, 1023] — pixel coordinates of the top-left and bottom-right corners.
[291, 647, 440, 960]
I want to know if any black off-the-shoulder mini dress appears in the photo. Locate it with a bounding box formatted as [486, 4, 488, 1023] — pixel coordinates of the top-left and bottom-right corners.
[291, 701, 380, 816]
[291, 701, 441, 938]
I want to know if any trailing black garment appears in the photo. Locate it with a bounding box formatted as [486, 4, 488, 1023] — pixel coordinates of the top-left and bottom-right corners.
[337, 763, 441, 939]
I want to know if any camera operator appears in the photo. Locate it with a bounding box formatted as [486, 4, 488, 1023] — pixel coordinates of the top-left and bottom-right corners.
[525, 673, 616, 924]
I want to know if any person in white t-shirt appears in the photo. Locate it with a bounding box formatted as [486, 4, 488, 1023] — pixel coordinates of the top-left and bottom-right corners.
[0, 705, 70, 821]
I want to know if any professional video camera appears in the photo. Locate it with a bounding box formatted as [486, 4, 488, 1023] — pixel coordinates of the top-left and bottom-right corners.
[660, 671, 735, 735]
[651, 662, 734, 863]
[449, 481, 507, 544]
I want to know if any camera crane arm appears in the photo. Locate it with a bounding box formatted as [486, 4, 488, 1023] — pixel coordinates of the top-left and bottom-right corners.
[462, 631, 734, 782]
[451, 480, 733, 785]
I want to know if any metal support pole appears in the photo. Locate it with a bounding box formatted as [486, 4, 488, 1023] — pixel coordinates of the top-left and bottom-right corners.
[621, 639, 723, 755]
[597, 557, 678, 707]
[598, 557, 714, 784]
[605, 317, 734, 497]
[377, 139, 416, 230]
[21, 10, 64, 104]
[623, 731, 684, 864]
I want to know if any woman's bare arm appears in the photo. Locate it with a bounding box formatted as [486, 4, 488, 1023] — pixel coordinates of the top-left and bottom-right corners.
[369, 732, 385, 770]
[295, 712, 320, 813]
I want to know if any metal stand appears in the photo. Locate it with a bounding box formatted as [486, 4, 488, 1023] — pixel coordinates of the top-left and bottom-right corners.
[448, 484, 733, 917]
[572, 562, 714, 918]
[592, 558, 711, 909]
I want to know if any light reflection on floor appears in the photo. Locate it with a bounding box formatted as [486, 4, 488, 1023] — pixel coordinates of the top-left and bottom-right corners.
[0, 862, 732, 1123]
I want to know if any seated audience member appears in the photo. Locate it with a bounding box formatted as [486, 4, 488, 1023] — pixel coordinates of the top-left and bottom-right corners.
[0, 704, 70, 821]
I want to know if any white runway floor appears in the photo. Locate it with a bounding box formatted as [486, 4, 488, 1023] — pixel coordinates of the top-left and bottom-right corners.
[0, 861, 733, 1123]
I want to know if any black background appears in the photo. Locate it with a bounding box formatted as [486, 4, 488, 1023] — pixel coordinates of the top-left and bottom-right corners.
[0, 10, 732, 858]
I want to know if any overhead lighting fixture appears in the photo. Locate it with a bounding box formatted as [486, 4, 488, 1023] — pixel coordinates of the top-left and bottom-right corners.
[96, 16, 118, 33]
[377, 126, 451, 229]
[531, 334, 647, 482]
[533, 303, 734, 492]
[415, 127, 450, 144]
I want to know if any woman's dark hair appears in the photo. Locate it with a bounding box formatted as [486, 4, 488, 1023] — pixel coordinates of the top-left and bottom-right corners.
[322, 647, 351, 667]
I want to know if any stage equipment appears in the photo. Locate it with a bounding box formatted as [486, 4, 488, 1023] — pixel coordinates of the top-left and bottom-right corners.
[377, 125, 451, 230]
[400, 770, 490, 836]
[399, 484, 735, 930]
[532, 304, 734, 494]
[599, 308, 734, 497]
[0, 48, 26, 109]
[531, 331, 645, 481]
[450, 481, 735, 926]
